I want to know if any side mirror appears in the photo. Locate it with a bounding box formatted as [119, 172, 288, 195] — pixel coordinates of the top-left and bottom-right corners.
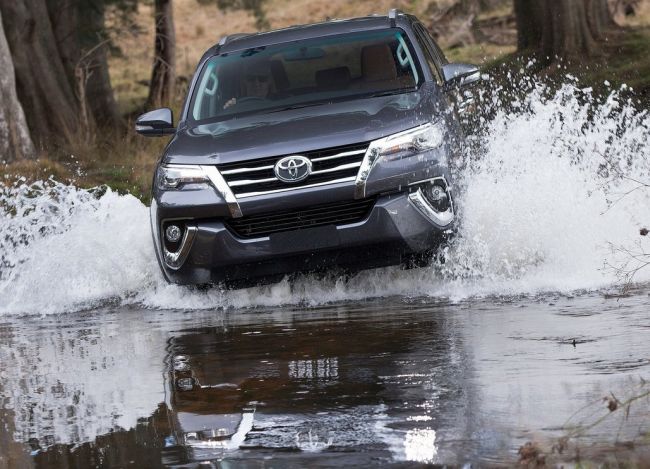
[441, 63, 481, 90]
[135, 108, 176, 136]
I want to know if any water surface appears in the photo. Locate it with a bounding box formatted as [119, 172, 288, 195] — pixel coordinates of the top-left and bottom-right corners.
[1, 290, 649, 467]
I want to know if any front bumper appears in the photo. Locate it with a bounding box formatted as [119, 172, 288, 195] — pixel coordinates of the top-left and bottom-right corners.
[153, 189, 454, 286]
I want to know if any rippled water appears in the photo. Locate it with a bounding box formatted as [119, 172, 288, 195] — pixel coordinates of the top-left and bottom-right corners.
[0, 293, 649, 467]
[0, 79, 649, 466]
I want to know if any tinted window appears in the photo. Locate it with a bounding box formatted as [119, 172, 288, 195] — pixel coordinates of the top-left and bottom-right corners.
[190, 29, 422, 122]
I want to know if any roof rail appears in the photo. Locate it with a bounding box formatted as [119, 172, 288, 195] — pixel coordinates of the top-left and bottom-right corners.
[218, 33, 251, 47]
[388, 8, 400, 27]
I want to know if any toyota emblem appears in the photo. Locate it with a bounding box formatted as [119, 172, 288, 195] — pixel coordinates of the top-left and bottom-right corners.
[274, 155, 312, 183]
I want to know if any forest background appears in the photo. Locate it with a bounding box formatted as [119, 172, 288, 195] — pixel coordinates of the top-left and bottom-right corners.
[0, 0, 648, 200]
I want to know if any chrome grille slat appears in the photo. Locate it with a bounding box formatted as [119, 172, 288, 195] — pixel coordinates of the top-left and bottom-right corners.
[310, 148, 366, 162]
[236, 177, 356, 198]
[311, 161, 362, 175]
[227, 161, 363, 188]
[229, 176, 278, 187]
[216, 142, 369, 198]
[221, 165, 274, 175]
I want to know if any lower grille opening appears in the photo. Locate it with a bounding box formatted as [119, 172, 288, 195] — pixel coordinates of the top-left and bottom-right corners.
[225, 198, 376, 238]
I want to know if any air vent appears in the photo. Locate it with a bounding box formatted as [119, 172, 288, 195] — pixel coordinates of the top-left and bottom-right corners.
[226, 197, 375, 238]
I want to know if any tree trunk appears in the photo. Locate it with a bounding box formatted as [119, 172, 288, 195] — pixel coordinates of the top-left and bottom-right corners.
[0, 0, 79, 147]
[147, 0, 176, 108]
[514, 0, 543, 50]
[0, 8, 35, 162]
[515, 0, 614, 62]
[542, 0, 596, 58]
[1, 0, 121, 149]
[76, 0, 122, 127]
[48, 0, 121, 128]
[586, 0, 615, 38]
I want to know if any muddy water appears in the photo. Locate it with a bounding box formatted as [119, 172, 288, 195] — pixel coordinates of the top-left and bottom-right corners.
[1, 290, 649, 467]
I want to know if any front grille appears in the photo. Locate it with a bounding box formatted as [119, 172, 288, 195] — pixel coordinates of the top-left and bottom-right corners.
[225, 197, 376, 238]
[217, 142, 369, 198]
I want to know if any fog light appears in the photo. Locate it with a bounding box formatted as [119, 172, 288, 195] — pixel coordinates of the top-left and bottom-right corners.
[423, 184, 450, 212]
[176, 377, 195, 391]
[165, 224, 182, 243]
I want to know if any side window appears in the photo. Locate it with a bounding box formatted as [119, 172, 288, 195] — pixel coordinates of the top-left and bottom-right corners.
[413, 24, 444, 84]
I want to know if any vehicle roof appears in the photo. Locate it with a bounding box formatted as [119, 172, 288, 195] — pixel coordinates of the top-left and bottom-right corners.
[213, 13, 415, 55]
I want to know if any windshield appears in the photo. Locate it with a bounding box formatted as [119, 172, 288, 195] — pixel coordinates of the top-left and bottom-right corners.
[190, 29, 421, 122]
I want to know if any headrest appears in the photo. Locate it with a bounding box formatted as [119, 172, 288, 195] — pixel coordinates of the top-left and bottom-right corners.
[361, 44, 397, 82]
[269, 59, 289, 91]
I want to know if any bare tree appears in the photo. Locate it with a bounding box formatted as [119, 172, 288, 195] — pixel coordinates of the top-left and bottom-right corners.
[76, 0, 122, 127]
[0, 8, 35, 161]
[146, 0, 176, 108]
[48, 0, 122, 128]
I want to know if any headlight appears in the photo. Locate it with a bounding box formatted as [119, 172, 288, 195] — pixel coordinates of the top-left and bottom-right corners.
[157, 165, 209, 190]
[374, 121, 445, 161]
[355, 121, 446, 198]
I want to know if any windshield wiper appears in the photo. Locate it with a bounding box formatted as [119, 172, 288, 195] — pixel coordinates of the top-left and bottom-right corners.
[363, 88, 414, 98]
[267, 101, 331, 113]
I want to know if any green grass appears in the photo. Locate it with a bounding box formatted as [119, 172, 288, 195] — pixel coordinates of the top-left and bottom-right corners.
[582, 28, 650, 95]
[446, 43, 516, 66]
[480, 27, 650, 104]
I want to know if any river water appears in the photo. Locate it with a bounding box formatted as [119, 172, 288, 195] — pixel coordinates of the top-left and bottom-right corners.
[1, 291, 650, 467]
[1, 81, 649, 466]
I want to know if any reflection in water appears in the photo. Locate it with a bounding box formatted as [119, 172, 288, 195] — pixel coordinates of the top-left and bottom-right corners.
[0, 292, 648, 467]
[158, 304, 465, 465]
[0, 315, 166, 449]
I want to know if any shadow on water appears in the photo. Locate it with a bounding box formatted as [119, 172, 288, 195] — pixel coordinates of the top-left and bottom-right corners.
[1, 290, 650, 467]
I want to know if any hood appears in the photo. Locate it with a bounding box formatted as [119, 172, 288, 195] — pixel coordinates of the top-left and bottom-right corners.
[163, 88, 440, 165]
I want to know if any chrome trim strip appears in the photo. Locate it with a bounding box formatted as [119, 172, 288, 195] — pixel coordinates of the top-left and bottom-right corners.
[221, 165, 274, 175]
[408, 190, 454, 226]
[354, 144, 382, 199]
[407, 176, 450, 189]
[310, 148, 366, 162]
[229, 176, 278, 187]
[200, 165, 243, 218]
[163, 225, 198, 270]
[236, 176, 356, 198]
[407, 177, 454, 227]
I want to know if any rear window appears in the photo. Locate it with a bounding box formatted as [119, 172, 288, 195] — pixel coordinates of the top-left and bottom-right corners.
[190, 29, 422, 122]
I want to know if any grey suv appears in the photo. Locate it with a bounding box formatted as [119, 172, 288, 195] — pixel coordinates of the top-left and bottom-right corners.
[136, 10, 479, 287]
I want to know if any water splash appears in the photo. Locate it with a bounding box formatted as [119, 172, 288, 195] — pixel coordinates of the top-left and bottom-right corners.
[0, 80, 648, 315]
[295, 429, 334, 452]
[0, 181, 159, 314]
